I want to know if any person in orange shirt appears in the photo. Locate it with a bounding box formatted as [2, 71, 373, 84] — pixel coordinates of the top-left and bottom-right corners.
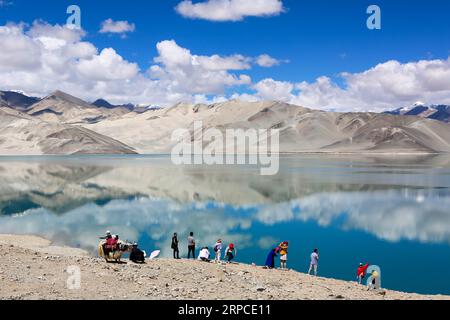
[278, 241, 289, 270]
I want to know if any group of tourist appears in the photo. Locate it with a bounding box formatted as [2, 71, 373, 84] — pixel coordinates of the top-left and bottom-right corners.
[169, 232, 379, 288]
[171, 233, 237, 263]
[101, 230, 379, 289]
[170, 235, 320, 277]
[264, 243, 378, 288]
[264, 242, 319, 276]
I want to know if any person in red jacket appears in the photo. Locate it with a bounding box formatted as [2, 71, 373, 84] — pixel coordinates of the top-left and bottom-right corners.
[357, 263, 370, 284]
[106, 235, 119, 251]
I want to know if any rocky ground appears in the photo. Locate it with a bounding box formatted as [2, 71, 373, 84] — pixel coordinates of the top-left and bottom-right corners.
[1, 234, 449, 300]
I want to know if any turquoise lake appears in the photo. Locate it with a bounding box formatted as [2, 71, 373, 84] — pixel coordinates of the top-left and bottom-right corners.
[1, 154, 450, 295]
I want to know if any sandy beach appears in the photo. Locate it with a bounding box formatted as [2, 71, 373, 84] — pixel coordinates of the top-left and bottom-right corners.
[0, 234, 448, 300]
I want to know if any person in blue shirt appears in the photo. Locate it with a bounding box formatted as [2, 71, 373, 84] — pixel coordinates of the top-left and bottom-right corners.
[265, 248, 278, 269]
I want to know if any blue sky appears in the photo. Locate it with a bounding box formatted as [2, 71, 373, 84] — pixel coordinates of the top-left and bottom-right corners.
[1, 0, 450, 110]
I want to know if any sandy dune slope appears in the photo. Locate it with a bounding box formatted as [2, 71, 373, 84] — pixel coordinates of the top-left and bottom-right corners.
[2, 90, 450, 155]
[26, 91, 131, 124]
[87, 100, 450, 154]
[0, 107, 136, 155]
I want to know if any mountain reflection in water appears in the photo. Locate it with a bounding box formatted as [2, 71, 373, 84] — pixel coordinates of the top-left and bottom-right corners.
[1, 154, 450, 295]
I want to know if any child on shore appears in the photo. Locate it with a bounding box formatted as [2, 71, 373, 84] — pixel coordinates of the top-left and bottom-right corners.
[214, 239, 223, 262]
[368, 269, 380, 290]
[278, 241, 289, 270]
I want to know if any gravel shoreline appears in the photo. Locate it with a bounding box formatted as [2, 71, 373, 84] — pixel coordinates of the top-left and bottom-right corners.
[1, 234, 448, 300]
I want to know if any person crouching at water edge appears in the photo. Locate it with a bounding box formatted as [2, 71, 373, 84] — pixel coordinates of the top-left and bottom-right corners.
[277, 241, 289, 270]
[170, 121, 280, 176]
[130, 243, 146, 264]
[198, 247, 211, 262]
[214, 239, 223, 262]
[224, 243, 237, 263]
[308, 249, 319, 276]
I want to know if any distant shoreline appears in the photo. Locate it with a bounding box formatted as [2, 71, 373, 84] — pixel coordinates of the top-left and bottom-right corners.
[1, 234, 449, 300]
[0, 152, 448, 157]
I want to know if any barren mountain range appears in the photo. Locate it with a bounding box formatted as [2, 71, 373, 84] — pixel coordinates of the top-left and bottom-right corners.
[0, 96, 136, 155]
[385, 102, 450, 123]
[1, 90, 450, 155]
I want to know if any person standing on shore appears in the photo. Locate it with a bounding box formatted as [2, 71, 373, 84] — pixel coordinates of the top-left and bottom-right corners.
[171, 233, 180, 259]
[308, 249, 319, 276]
[265, 248, 278, 269]
[279, 241, 289, 270]
[224, 243, 237, 263]
[357, 263, 370, 284]
[187, 232, 196, 259]
[214, 239, 223, 262]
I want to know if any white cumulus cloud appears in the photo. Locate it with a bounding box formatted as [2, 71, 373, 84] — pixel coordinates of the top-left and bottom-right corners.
[255, 54, 285, 67]
[0, 23, 41, 72]
[150, 39, 252, 95]
[0, 22, 255, 106]
[175, 0, 285, 22]
[2, 20, 450, 112]
[77, 48, 139, 81]
[100, 19, 135, 36]
[235, 57, 450, 112]
[292, 58, 450, 111]
[253, 78, 294, 101]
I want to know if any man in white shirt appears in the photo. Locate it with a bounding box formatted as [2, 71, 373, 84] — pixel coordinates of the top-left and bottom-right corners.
[198, 247, 211, 262]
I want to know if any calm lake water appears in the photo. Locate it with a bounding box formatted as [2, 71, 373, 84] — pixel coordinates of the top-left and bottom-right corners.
[1, 154, 450, 295]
